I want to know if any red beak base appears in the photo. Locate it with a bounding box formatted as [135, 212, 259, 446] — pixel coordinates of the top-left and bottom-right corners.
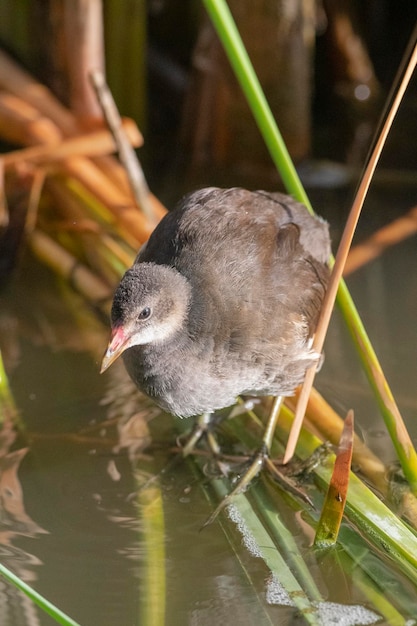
[100, 326, 129, 373]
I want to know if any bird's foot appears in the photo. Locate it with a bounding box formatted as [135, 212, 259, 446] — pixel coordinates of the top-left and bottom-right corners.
[262, 443, 333, 507]
[202, 444, 268, 528]
[277, 442, 332, 478]
[264, 458, 314, 507]
[202, 395, 285, 527]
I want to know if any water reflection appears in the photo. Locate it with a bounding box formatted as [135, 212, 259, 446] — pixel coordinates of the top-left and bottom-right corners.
[0, 447, 47, 551]
[1, 267, 168, 624]
[0, 409, 47, 625]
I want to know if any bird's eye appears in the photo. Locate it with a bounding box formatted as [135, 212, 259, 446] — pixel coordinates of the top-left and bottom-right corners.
[138, 307, 152, 320]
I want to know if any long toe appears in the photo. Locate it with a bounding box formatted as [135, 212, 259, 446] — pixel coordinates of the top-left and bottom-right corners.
[202, 446, 267, 527]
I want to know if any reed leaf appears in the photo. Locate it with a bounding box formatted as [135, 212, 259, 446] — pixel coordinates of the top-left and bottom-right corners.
[0, 562, 81, 626]
[276, 406, 417, 584]
[314, 410, 353, 547]
[226, 496, 322, 624]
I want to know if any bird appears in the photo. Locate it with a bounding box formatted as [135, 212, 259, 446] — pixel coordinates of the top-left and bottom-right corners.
[101, 187, 330, 512]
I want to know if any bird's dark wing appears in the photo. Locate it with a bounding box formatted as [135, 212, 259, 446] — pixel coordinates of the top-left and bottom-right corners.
[252, 190, 331, 264]
[172, 189, 329, 351]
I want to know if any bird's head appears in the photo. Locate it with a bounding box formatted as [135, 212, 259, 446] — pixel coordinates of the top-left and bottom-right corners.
[100, 262, 190, 373]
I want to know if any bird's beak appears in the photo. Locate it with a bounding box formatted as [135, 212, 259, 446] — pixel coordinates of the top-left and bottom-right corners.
[100, 326, 129, 373]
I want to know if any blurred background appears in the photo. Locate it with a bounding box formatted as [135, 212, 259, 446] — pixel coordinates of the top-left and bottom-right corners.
[1, 0, 417, 204]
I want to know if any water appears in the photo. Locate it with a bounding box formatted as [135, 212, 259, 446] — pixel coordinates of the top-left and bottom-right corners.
[1, 257, 289, 626]
[1, 172, 417, 625]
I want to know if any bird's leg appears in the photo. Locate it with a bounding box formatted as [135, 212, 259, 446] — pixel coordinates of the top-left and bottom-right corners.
[179, 412, 214, 457]
[203, 396, 284, 527]
[178, 411, 231, 477]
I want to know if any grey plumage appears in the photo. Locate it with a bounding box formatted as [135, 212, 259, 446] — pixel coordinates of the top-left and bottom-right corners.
[104, 187, 331, 417]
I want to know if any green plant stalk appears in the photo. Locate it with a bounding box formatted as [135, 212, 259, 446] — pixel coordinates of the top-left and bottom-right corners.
[337, 282, 417, 489]
[181, 451, 277, 625]
[0, 348, 19, 428]
[336, 524, 417, 619]
[202, 0, 417, 490]
[202, 0, 310, 209]
[0, 562, 81, 626]
[226, 493, 322, 625]
[208, 480, 322, 624]
[137, 480, 166, 626]
[249, 484, 322, 603]
[353, 570, 408, 626]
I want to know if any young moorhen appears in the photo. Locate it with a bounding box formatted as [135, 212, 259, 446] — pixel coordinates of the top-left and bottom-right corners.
[101, 187, 330, 512]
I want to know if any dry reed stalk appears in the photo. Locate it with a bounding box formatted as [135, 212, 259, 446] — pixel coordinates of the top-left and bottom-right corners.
[92, 155, 167, 222]
[29, 229, 112, 309]
[0, 49, 79, 136]
[90, 69, 156, 225]
[79, 235, 125, 285]
[64, 0, 105, 123]
[285, 39, 417, 465]
[44, 177, 140, 251]
[3, 118, 143, 168]
[0, 92, 62, 146]
[99, 233, 135, 269]
[344, 205, 417, 275]
[0, 49, 165, 250]
[59, 156, 154, 243]
[25, 169, 47, 235]
[40, 178, 136, 285]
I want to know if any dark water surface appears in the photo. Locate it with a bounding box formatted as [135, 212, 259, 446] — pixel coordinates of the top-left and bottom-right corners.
[0, 173, 417, 625]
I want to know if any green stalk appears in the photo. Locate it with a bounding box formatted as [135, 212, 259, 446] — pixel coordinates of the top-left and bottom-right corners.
[0, 348, 19, 428]
[337, 283, 417, 488]
[137, 479, 166, 626]
[0, 562, 81, 626]
[227, 493, 322, 624]
[0, 349, 13, 408]
[174, 416, 322, 624]
[202, 0, 417, 490]
[249, 484, 322, 603]
[353, 571, 409, 626]
[202, 0, 310, 209]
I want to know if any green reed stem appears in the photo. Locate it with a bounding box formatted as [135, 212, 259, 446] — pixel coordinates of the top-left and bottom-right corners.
[202, 0, 311, 209]
[0, 348, 18, 426]
[0, 562, 81, 626]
